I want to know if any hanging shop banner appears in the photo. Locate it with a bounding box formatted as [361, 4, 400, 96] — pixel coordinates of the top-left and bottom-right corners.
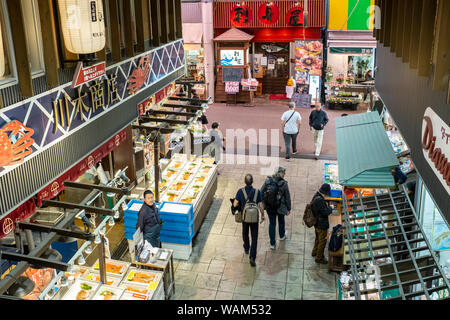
[286, 7, 304, 26]
[329, 0, 375, 31]
[0, 199, 36, 239]
[225, 81, 240, 94]
[294, 40, 323, 84]
[421, 107, 450, 195]
[258, 3, 280, 25]
[0, 40, 185, 178]
[71, 61, 106, 88]
[330, 47, 374, 55]
[230, 4, 252, 27]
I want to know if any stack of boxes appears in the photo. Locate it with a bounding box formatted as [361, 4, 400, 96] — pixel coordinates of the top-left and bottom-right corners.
[159, 202, 195, 260]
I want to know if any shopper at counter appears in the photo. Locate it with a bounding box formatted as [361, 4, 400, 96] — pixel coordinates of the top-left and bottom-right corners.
[309, 103, 329, 160]
[311, 183, 335, 264]
[233, 174, 265, 267]
[136, 190, 162, 248]
[261, 166, 291, 250]
[208, 122, 225, 164]
[392, 165, 408, 186]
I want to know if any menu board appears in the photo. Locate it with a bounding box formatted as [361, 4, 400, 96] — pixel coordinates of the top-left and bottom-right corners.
[222, 68, 243, 82]
[291, 93, 312, 109]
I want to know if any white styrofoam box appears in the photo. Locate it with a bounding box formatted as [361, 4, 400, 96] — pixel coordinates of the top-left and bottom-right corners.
[160, 202, 191, 214]
[162, 242, 192, 260]
[152, 282, 165, 300]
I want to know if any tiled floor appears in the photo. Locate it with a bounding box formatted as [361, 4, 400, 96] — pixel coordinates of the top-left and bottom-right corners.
[170, 156, 339, 300]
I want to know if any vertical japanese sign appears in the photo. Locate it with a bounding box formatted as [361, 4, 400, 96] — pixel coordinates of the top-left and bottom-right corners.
[286, 6, 304, 26]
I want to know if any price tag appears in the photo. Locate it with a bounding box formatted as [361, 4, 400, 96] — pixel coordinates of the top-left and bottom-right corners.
[148, 282, 158, 290]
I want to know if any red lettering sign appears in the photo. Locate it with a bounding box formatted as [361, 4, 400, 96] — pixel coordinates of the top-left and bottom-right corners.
[286, 7, 304, 26]
[422, 115, 450, 187]
[258, 3, 280, 25]
[72, 61, 106, 88]
[231, 5, 252, 27]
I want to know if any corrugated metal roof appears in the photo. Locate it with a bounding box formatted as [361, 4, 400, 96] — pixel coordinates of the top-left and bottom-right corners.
[335, 112, 399, 187]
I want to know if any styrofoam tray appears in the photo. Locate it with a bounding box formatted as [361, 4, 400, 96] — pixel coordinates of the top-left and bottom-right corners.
[82, 271, 123, 286]
[61, 279, 99, 300]
[118, 283, 152, 296]
[93, 259, 130, 277]
[122, 268, 163, 286]
[91, 285, 124, 300]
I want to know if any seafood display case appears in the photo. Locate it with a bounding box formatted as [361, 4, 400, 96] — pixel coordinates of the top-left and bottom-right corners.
[50, 258, 165, 300]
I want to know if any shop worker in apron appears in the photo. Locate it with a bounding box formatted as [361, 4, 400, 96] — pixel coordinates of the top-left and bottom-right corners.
[136, 190, 162, 248]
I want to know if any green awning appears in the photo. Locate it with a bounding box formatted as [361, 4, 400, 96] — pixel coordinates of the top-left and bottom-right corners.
[335, 112, 399, 187]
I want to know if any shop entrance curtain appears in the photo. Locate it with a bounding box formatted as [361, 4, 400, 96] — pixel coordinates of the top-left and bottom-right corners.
[182, 23, 203, 44]
[335, 112, 399, 187]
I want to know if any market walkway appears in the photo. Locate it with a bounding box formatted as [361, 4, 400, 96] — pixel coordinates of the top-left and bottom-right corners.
[203, 96, 367, 159]
[170, 156, 339, 300]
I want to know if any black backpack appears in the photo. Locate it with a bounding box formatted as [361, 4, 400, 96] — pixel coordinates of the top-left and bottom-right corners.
[328, 224, 344, 252]
[263, 177, 281, 210]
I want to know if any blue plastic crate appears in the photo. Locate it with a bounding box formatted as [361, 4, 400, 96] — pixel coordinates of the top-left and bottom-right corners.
[160, 235, 192, 245]
[159, 201, 194, 223]
[330, 189, 342, 198]
[161, 220, 194, 239]
[161, 219, 194, 232]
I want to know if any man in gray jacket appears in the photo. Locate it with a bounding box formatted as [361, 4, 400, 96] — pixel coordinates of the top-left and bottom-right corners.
[261, 166, 291, 250]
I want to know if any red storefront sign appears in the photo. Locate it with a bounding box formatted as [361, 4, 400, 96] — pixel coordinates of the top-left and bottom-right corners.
[214, 0, 325, 29]
[230, 4, 253, 27]
[286, 7, 304, 26]
[71, 61, 106, 88]
[257, 3, 280, 25]
[0, 129, 126, 239]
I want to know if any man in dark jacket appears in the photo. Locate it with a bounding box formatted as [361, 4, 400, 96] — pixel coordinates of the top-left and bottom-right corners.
[309, 103, 329, 160]
[233, 174, 265, 267]
[261, 166, 291, 250]
[136, 190, 162, 248]
[311, 183, 335, 264]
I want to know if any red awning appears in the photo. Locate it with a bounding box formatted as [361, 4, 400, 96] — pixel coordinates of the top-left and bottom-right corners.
[214, 27, 321, 43]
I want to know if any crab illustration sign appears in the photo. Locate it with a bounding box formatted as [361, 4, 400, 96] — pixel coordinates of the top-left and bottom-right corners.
[0, 40, 185, 176]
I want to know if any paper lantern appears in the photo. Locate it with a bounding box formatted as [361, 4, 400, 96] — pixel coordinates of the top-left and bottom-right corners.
[0, 21, 4, 78]
[57, 0, 105, 54]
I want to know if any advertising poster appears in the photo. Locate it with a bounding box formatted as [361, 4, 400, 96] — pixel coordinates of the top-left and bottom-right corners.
[225, 81, 240, 94]
[295, 40, 323, 83]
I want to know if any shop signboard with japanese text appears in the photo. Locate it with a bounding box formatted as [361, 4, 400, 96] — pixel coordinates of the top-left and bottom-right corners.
[0, 40, 185, 178]
[220, 50, 245, 66]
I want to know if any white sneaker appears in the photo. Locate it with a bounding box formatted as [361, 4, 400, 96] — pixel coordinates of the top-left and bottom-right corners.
[280, 230, 288, 241]
[270, 244, 276, 250]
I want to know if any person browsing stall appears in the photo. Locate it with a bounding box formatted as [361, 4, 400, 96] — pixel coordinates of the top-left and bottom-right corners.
[136, 190, 162, 248]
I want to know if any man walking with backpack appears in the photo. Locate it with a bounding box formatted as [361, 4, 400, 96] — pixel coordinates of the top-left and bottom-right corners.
[261, 166, 291, 250]
[281, 102, 301, 160]
[310, 183, 335, 264]
[233, 174, 265, 267]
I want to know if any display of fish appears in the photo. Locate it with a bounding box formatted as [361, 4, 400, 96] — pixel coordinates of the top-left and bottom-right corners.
[261, 44, 287, 53]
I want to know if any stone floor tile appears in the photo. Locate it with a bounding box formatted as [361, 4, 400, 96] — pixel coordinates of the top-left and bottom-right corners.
[285, 283, 302, 300]
[303, 258, 328, 270]
[287, 254, 304, 269]
[302, 290, 336, 300]
[208, 259, 226, 274]
[287, 268, 303, 285]
[251, 280, 286, 300]
[170, 284, 185, 300]
[215, 291, 234, 300]
[194, 273, 222, 291]
[218, 279, 237, 293]
[175, 270, 198, 287]
[232, 293, 253, 300]
[303, 270, 337, 294]
[255, 265, 288, 283]
[192, 262, 211, 273]
[180, 286, 217, 300]
[177, 261, 195, 271]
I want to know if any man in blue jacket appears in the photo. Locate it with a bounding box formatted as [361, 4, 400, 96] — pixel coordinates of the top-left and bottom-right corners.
[309, 103, 329, 160]
[311, 183, 335, 264]
[136, 190, 162, 248]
